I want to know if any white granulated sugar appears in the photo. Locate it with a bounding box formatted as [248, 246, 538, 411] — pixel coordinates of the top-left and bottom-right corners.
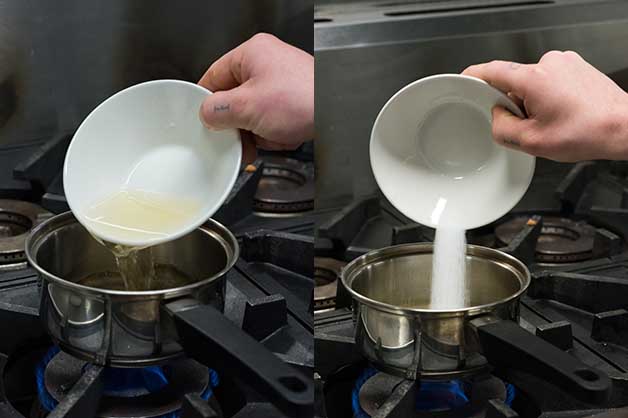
[430, 226, 467, 309]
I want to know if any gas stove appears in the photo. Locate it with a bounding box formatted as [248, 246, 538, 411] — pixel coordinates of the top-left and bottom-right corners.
[315, 158, 628, 418]
[0, 138, 315, 418]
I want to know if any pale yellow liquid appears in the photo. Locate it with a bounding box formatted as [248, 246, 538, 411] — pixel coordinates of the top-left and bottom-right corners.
[77, 264, 194, 291]
[83, 189, 202, 291]
[84, 189, 203, 244]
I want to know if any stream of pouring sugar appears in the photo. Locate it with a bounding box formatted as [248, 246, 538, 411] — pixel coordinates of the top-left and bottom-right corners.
[430, 226, 468, 309]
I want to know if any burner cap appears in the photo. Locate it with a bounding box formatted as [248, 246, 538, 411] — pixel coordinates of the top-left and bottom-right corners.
[495, 217, 597, 263]
[43, 350, 210, 418]
[253, 157, 314, 214]
[0, 200, 49, 266]
[314, 258, 344, 312]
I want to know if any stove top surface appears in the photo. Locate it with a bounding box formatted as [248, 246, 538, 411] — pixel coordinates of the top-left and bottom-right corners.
[315, 159, 628, 418]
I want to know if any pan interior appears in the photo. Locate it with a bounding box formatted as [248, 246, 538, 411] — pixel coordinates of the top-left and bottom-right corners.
[76, 264, 195, 291]
[350, 250, 525, 310]
[33, 220, 230, 292]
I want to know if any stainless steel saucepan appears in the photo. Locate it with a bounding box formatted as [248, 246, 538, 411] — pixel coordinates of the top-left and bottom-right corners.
[26, 212, 312, 416]
[341, 243, 612, 403]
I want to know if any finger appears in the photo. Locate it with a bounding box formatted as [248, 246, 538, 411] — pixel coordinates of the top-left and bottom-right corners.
[491, 106, 531, 150]
[241, 131, 258, 165]
[198, 46, 245, 92]
[462, 61, 532, 99]
[199, 87, 255, 131]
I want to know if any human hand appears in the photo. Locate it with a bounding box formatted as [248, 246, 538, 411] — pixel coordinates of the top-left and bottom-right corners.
[198, 33, 314, 164]
[462, 51, 628, 162]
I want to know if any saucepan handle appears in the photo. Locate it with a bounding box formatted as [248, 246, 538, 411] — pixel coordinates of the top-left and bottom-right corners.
[165, 301, 313, 417]
[476, 320, 612, 404]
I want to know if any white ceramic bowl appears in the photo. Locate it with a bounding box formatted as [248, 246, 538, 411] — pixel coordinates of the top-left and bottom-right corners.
[64, 79, 241, 247]
[370, 74, 535, 229]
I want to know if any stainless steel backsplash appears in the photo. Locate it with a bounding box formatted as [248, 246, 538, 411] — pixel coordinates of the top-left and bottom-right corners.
[315, 0, 628, 208]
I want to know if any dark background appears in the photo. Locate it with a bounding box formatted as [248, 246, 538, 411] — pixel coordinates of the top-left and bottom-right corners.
[0, 0, 313, 146]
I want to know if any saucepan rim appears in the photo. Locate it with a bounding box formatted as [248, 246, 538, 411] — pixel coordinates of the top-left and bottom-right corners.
[340, 242, 531, 315]
[25, 211, 239, 297]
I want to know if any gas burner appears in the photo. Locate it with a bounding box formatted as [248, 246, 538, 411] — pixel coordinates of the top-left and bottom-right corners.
[253, 157, 314, 215]
[0, 200, 50, 268]
[353, 369, 513, 418]
[314, 258, 344, 312]
[495, 217, 598, 263]
[34, 348, 218, 418]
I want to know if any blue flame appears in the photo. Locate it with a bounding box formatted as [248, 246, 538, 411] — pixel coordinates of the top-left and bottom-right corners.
[416, 380, 468, 411]
[35, 346, 60, 412]
[36, 346, 219, 417]
[505, 383, 515, 406]
[351, 367, 378, 418]
[350, 367, 516, 417]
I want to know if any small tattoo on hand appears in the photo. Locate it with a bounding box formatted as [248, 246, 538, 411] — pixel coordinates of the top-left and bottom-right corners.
[509, 62, 521, 70]
[214, 104, 230, 112]
[504, 138, 521, 147]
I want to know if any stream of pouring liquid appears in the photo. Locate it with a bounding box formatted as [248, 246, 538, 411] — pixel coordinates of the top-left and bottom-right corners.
[83, 189, 202, 291]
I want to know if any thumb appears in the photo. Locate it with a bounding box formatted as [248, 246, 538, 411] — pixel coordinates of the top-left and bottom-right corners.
[491, 106, 530, 150]
[199, 86, 256, 132]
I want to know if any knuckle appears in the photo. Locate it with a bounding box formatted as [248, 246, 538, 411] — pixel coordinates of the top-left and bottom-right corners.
[491, 112, 505, 135]
[461, 64, 476, 74]
[563, 50, 582, 60]
[249, 32, 278, 46]
[540, 50, 561, 61]
[230, 92, 248, 112]
[539, 50, 570, 65]
[520, 129, 543, 154]
[491, 122, 503, 141]
[491, 108, 507, 130]
[234, 92, 260, 130]
[527, 65, 546, 79]
[200, 98, 214, 120]
[488, 59, 505, 67]
[231, 93, 252, 118]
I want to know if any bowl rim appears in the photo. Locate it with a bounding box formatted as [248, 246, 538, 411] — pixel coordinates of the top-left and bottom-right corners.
[63, 79, 242, 247]
[369, 73, 535, 230]
[340, 242, 531, 315]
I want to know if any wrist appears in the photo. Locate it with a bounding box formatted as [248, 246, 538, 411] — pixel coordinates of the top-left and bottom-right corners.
[602, 93, 628, 160]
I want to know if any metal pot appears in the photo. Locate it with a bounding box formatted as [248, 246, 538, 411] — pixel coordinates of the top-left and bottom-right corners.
[341, 243, 612, 403]
[26, 212, 312, 416]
